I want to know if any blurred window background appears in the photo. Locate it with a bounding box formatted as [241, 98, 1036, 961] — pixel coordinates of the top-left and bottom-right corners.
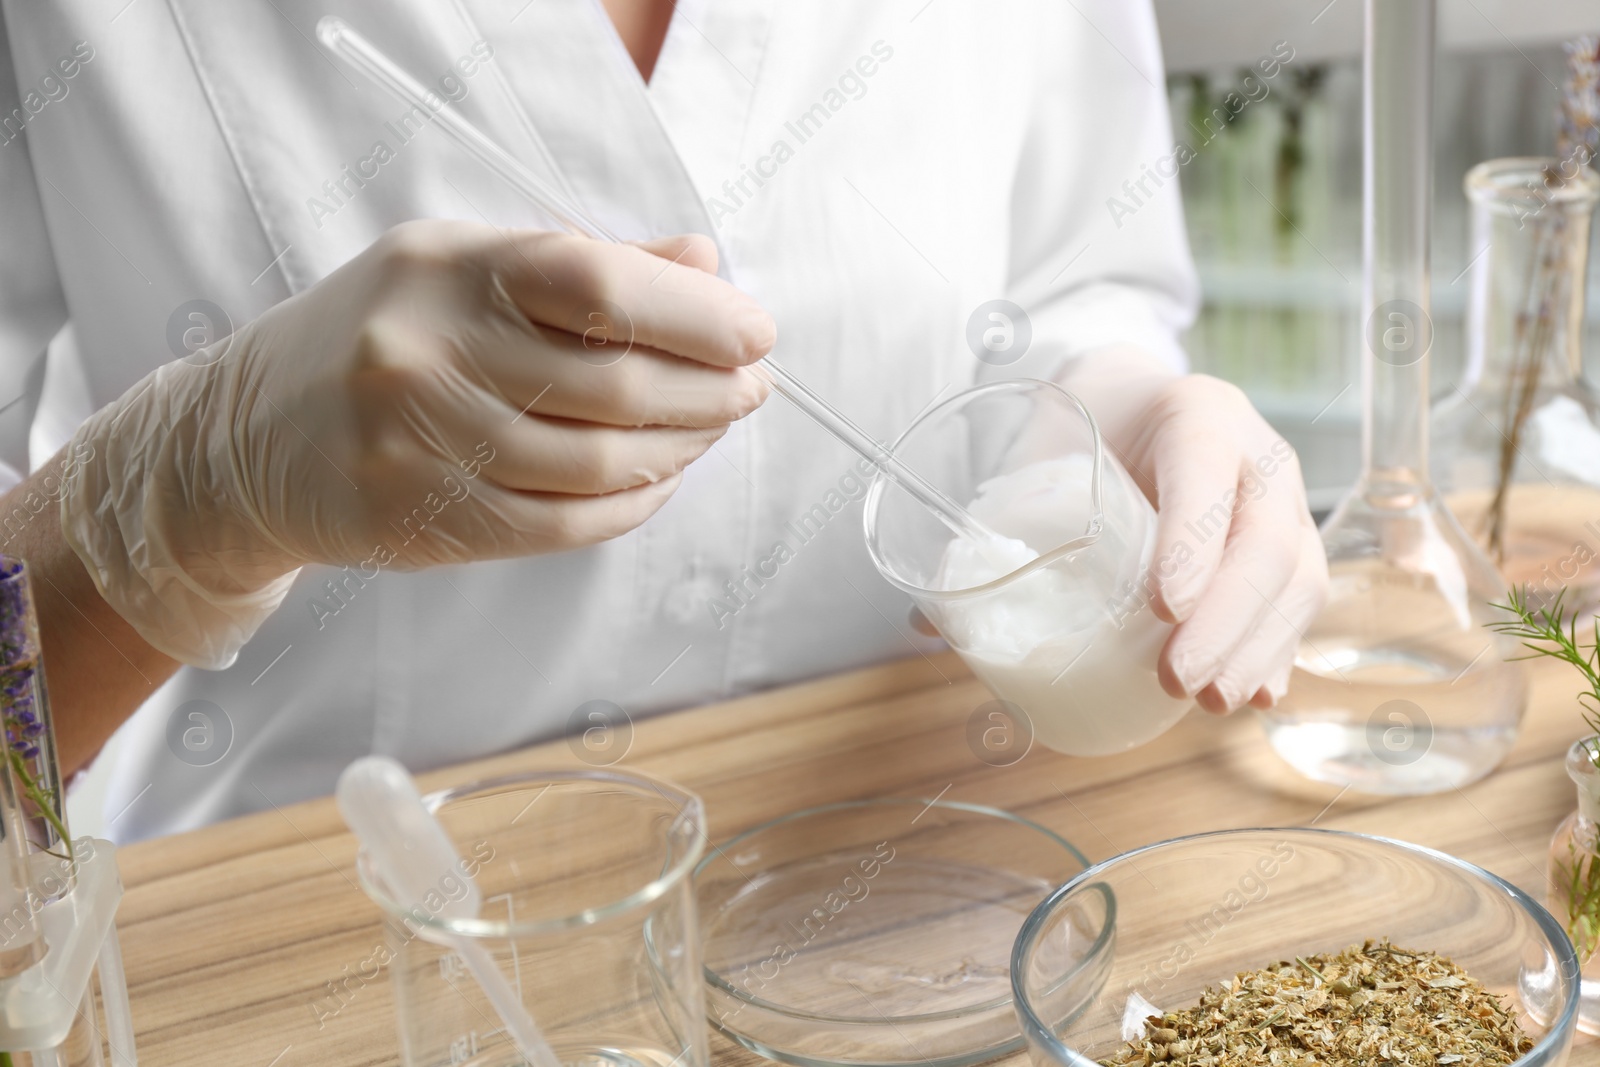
[1153, 0, 1599, 511]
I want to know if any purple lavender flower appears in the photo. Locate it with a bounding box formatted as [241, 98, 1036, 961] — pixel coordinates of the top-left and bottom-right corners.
[0, 555, 37, 668]
[0, 556, 68, 859]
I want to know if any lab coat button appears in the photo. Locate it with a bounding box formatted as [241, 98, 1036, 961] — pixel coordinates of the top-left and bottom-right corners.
[661, 576, 718, 626]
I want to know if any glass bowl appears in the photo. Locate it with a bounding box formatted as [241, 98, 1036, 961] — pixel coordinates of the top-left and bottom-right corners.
[1011, 828, 1580, 1067]
[695, 799, 1092, 1067]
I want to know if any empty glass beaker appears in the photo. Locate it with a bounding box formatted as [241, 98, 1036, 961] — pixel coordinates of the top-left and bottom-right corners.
[357, 769, 708, 1067]
[863, 379, 1192, 756]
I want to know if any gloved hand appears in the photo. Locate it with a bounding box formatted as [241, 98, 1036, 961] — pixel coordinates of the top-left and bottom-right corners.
[62, 220, 774, 669]
[1062, 349, 1328, 713]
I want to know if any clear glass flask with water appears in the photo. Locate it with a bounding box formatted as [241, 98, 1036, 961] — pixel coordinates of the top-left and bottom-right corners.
[1256, 0, 1527, 794]
[1434, 158, 1600, 609]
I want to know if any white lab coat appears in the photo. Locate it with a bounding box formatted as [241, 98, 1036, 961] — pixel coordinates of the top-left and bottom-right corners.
[0, 0, 1197, 840]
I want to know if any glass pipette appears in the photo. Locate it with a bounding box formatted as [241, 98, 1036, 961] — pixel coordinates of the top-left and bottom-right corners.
[315, 17, 1010, 552]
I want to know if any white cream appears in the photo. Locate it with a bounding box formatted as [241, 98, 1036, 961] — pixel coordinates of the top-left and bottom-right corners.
[934, 457, 1192, 757]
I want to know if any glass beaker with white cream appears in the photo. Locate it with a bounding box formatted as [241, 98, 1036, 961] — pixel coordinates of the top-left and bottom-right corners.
[864, 380, 1192, 756]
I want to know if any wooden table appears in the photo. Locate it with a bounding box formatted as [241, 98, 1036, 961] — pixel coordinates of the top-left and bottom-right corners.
[117, 649, 1599, 1065]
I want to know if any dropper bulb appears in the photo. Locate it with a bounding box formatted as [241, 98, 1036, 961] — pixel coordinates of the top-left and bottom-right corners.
[336, 756, 481, 920]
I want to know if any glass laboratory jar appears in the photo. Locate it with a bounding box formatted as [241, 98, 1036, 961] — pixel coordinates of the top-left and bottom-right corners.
[863, 379, 1192, 757]
[357, 769, 708, 1067]
[1256, 0, 1528, 794]
[1435, 159, 1600, 608]
[1549, 737, 1600, 1034]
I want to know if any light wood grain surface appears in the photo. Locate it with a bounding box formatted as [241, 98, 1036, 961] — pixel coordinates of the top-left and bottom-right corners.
[115, 647, 1600, 1065]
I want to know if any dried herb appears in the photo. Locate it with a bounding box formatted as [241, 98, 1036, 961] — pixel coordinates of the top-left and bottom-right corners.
[1101, 940, 1533, 1067]
[1556, 37, 1598, 165]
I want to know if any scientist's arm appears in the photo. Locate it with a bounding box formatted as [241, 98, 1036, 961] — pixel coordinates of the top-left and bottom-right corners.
[6, 225, 766, 776]
[0, 14, 170, 772]
[62, 223, 772, 682]
[1, 456, 179, 773]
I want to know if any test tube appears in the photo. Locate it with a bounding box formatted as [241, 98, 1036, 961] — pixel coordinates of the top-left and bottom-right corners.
[0, 749, 42, 977]
[1361, 0, 1436, 490]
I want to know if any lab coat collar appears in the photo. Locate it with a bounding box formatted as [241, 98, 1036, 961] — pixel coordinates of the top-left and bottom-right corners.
[160, 0, 743, 290]
[470, 0, 723, 244]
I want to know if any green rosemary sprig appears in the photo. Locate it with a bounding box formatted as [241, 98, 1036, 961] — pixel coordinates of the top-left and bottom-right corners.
[1491, 585, 1600, 960]
[1489, 585, 1600, 755]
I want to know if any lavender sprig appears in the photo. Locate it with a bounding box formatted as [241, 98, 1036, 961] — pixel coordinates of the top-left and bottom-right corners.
[1557, 36, 1599, 165]
[0, 559, 68, 860]
[1480, 38, 1600, 559]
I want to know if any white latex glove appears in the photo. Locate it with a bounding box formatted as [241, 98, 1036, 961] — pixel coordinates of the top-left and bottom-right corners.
[62, 221, 774, 669]
[1063, 351, 1328, 713]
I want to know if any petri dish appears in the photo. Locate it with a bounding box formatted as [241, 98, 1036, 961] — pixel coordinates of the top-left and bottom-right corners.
[695, 799, 1092, 1067]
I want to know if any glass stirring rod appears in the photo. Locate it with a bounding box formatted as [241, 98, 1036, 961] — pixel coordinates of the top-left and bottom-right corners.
[315, 17, 1010, 552]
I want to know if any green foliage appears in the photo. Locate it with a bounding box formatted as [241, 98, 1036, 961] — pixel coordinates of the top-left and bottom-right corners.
[1557, 835, 1600, 962]
[1489, 586, 1600, 751]
[1491, 586, 1600, 960]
